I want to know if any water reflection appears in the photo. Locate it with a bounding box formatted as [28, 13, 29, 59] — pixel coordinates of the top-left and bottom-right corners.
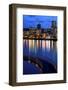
[24, 39, 57, 50]
[23, 39, 57, 74]
[23, 39, 57, 62]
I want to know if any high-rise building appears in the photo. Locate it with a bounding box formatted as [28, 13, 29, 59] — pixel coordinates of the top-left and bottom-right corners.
[51, 21, 57, 29]
[36, 24, 41, 35]
[51, 21, 57, 39]
[37, 24, 41, 29]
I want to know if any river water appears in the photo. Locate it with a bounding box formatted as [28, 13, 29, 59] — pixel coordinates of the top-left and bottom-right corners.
[23, 39, 57, 75]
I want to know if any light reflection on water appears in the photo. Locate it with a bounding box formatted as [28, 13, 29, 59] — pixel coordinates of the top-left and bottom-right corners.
[23, 39, 57, 65]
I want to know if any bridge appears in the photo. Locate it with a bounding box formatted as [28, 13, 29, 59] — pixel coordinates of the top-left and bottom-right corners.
[23, 55, 57, 74]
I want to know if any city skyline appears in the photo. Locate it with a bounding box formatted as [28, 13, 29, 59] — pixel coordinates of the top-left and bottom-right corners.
[23, 15, 57, 30]
[23, 15, 57, 40]
[23, 15, 57, 75]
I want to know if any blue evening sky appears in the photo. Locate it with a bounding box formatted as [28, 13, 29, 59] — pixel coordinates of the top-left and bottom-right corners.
[23, 15, 57, 29]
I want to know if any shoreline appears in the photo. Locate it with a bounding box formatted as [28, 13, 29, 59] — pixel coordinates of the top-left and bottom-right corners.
[23, 38, 57, 41]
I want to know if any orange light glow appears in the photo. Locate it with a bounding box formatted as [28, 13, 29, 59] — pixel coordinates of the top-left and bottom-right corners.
[42, 40, 46, 49]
